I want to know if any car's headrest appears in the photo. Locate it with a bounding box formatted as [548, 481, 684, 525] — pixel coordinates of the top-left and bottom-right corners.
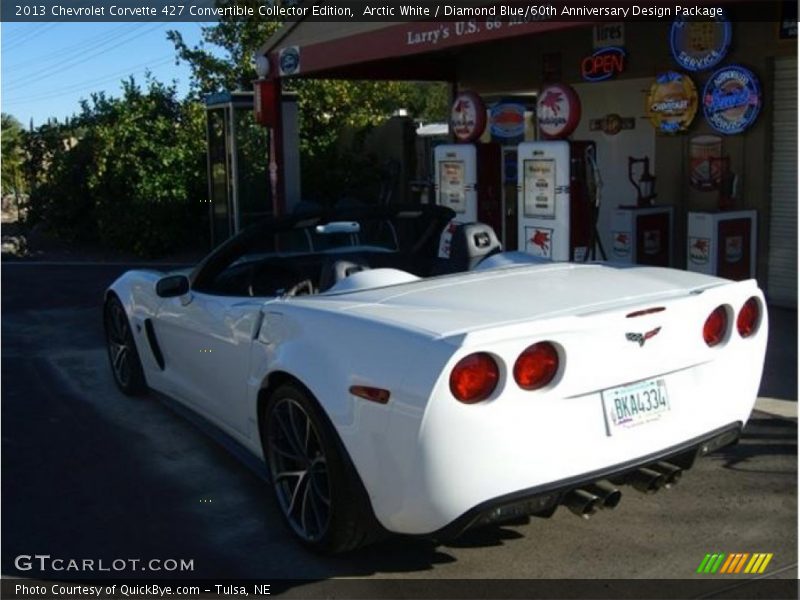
[323, 268, 419, 294]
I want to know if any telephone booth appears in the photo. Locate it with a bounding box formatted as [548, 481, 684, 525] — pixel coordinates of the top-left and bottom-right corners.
[205, 91, 271, 246]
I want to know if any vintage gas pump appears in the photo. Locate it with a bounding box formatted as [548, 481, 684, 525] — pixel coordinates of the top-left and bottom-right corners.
[434, 144, 502, 232]
[516, 140, 601, 261]
[687, 157, 757, 280]
[609, 156, 673, 266]
[434, 91, 503, 240]
[516, 83, 604, 262]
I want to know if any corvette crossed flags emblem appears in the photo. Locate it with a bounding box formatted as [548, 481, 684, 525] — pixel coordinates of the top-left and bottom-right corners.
[625, 327, 662, 347]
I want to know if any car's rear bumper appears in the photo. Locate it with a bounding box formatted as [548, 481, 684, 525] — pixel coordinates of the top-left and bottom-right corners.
[431, 422, 742, 540]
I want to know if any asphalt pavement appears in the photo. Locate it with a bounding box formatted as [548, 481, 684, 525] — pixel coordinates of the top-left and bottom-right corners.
[1, 262, 797, 595]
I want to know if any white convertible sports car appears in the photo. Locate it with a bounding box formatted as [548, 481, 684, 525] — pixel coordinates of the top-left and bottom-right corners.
[105, 205, 768, 553]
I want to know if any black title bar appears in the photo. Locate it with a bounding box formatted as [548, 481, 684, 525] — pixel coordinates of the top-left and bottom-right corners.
[0, 1, 797, 22]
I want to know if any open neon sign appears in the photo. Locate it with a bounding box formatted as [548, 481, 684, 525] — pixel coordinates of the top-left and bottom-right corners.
[581, 47, 626, 82]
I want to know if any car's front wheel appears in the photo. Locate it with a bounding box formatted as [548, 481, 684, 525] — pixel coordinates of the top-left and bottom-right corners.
[263, 383, 380, 553]
[104, 295, 147, 396]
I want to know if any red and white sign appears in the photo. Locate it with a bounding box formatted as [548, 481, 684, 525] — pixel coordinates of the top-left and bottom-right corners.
[537, 83, 582, 139]
[612, 231, 632, 257]
[450, 91, 487, 143]
[525, 226, 553, 259]
[689, 237, 711, 265]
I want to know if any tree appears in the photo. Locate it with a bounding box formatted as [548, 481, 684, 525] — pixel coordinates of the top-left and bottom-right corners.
[24, 77, 208, 255]
[1, 113, 26, 215]
[168, 2, 448, 201]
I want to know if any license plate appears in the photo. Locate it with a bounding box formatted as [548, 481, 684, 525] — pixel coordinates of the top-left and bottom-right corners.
[602, 378, 670, 435]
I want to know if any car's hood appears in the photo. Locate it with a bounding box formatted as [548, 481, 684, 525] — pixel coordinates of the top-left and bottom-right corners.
[291, 262, 729, 338]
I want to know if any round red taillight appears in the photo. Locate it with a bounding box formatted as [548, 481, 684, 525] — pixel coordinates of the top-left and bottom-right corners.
[703, 306, 728, 347]
[513, 342, 560, 391]
[449, 353, 499, 404]
[737, 297, 761, 338]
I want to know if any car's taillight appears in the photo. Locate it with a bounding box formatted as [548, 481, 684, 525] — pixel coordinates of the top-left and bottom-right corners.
[513, 342, 559, 390]
[737, 297, 761, 338]
[703, 306, 728, 347]
[449, 353, 499, 403]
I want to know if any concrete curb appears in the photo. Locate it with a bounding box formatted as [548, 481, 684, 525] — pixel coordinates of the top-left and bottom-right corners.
[754, 397, 798, 420]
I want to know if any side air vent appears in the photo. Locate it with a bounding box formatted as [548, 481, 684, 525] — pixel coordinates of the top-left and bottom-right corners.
[144, 319, 165, 370]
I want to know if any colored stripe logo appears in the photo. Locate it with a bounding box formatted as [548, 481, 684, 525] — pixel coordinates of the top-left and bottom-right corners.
[696, 553, 773, 574]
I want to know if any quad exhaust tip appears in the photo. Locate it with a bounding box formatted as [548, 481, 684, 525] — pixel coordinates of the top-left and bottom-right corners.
[626, 467, 668, 493]
[651, 461, 683, 488]
[561, 462, 683, 519]
[584, 481, 622, 509]
[562, 489, 602, 519]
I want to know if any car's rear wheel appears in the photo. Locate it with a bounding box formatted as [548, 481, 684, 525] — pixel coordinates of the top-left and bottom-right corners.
[263, 383, 380, 553]
[104, 295, 147, 395]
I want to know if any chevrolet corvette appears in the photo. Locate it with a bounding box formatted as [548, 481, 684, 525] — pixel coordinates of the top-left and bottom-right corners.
[104, 205, 768, 553]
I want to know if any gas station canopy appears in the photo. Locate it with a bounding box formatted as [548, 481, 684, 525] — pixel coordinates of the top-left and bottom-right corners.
[259, 20, 588, 81]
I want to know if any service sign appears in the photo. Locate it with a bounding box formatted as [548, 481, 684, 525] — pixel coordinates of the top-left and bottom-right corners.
[670, 18, 732, 72]
[451, 91, 487, 143]
[537, 83, 582, 139]
[581, 47, 626, 82]
[702, 65, 762, 135]
[646, 71, 698, 133]
[489, 102, 526, 142]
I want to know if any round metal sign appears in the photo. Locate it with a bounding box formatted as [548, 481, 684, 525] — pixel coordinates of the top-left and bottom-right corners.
[489, 101, 526, 141]
[670, 17, 732, 72]
[536, 83, 582, 139]
[646, 71, 698, 134]
[702, 65, 762, 135]
[450, 91, 487, 143]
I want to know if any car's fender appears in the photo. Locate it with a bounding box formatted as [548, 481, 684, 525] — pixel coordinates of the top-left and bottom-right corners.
[105, 270, 166, 373]
[248, 302, 457, 528]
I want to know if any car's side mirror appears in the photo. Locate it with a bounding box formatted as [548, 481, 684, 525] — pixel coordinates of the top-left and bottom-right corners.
[156, 274, 190, 298]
